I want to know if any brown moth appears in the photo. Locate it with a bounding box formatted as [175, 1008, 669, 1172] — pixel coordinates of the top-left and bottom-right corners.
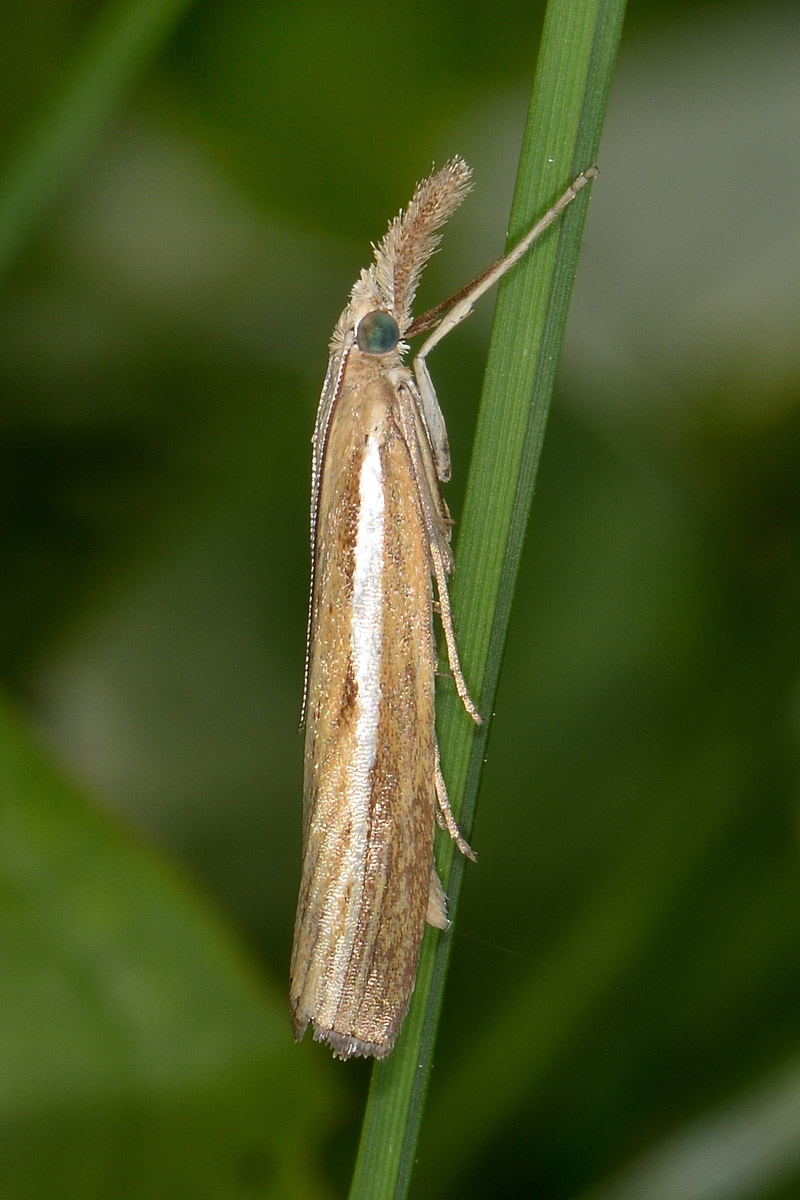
[290, 157, 596, 1059]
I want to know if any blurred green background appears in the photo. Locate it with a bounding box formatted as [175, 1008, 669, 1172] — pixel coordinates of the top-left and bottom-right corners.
[1, 0, 799, 1197]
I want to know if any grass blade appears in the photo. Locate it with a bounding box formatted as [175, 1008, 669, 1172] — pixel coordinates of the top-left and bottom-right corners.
[349, 0, 627, 1197]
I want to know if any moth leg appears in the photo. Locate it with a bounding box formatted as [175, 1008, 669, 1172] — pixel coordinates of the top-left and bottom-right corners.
[426, 866, 450, 930]
[430, 538, 481, 724]
[435, 743, 477, 862]
[412, 167, 599, 375]
[412, 286, 482, 421]
[412, 355, 451, 482]
[394, 379, 482, 726]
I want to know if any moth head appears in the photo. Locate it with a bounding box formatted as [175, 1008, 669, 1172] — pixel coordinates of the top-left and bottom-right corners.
[345, 159, 473, 341]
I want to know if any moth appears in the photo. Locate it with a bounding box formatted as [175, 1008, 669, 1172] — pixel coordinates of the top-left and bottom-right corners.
[290, 157, 596, 1059]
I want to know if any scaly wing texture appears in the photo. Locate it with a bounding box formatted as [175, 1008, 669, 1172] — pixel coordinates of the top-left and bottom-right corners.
[290, 363, 438, 1058]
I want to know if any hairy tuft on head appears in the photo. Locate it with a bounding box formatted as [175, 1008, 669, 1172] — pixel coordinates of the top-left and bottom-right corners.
[371, 157, 473, 330]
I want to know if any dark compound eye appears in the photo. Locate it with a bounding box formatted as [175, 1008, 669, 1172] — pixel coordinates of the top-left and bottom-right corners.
[357, 310, 400, 355]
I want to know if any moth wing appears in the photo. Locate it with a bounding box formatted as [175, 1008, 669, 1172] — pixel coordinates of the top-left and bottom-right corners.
[291, 371, 441, 1059]
[300, 327, 354, 730]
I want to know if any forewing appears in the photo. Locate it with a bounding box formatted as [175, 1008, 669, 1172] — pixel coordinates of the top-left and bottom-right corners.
[290, 367, 438, 1059]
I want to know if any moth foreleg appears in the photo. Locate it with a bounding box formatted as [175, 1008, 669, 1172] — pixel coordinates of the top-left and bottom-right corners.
[412, 354, 452, 483]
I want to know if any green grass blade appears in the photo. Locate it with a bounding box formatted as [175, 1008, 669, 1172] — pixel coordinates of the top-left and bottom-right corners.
[348, 1, 627, 1197]
[423, 743, 744, 1194]
[0, 0, 195, 283]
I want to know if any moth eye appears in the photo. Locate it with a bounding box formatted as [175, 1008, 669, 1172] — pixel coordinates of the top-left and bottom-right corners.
[357, 310, 400, 355]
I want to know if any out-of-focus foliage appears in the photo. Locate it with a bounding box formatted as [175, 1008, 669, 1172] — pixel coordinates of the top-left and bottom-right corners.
[0, 1, 798, 1198]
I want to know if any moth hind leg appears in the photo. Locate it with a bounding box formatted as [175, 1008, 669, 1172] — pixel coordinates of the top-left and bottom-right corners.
[430, 540, 481, 725]
[426, 751, 475, 929]
[434, 744, 477, 862]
